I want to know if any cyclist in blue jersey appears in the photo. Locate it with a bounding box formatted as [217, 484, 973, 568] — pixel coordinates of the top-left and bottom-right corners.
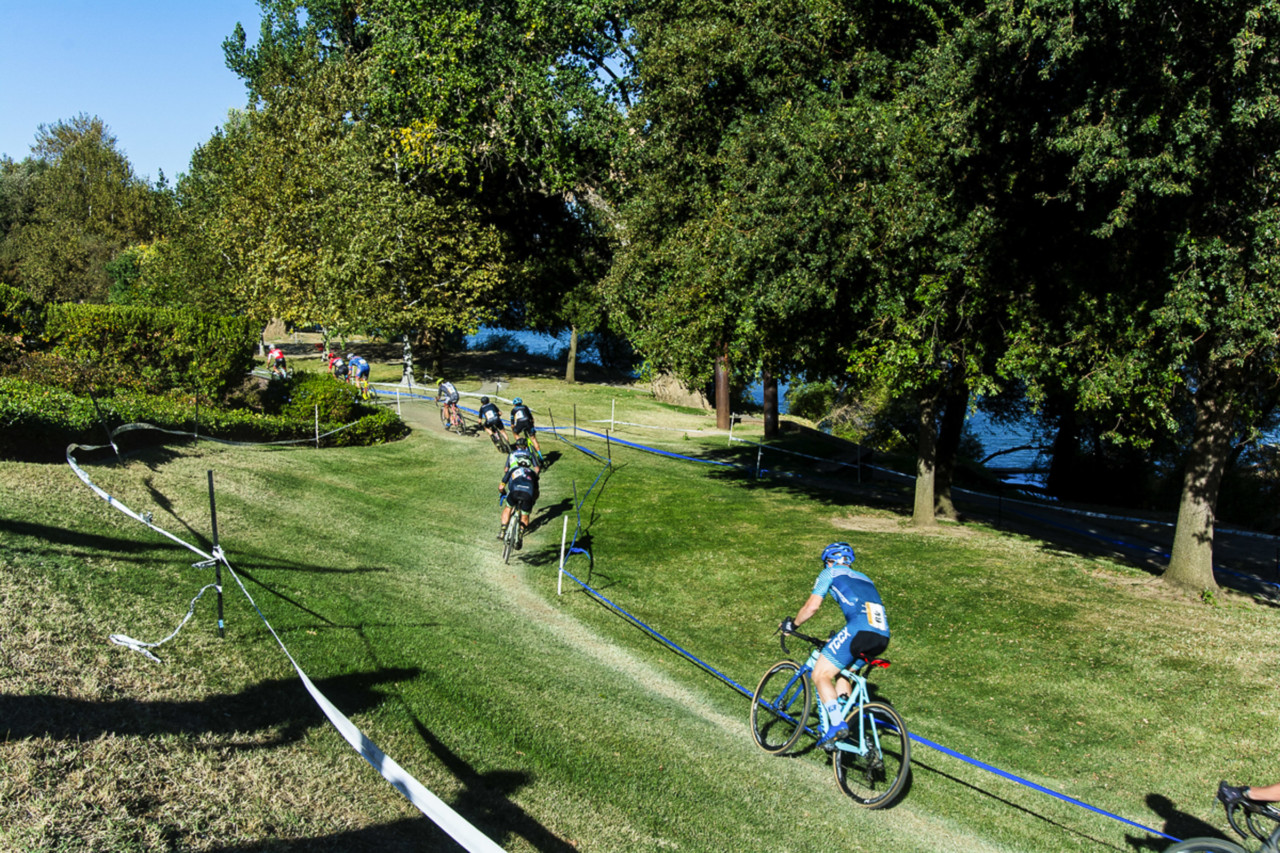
[780, 542, 890, 748]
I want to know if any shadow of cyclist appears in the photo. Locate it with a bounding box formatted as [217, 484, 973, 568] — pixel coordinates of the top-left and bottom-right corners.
[1124, 792, 1224, 851]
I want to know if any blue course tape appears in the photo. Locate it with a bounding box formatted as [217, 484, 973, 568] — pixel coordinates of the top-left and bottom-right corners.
[909, 732, 1181, 843]
[551, 423, 1183, 845]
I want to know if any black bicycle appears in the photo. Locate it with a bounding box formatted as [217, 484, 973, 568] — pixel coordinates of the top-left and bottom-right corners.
[1162, 783, 1280, 852]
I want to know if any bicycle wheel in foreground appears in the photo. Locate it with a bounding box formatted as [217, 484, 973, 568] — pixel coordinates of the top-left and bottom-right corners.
[750, 661, 813, 754]
[1161, 839, 1249, 853]
[833, 701, 910, 808]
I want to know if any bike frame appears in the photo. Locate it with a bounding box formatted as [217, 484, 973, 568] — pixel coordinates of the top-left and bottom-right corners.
[760, 643, 883, 759]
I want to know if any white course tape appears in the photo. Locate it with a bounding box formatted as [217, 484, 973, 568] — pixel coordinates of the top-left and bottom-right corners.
[66, 440, 507, 853]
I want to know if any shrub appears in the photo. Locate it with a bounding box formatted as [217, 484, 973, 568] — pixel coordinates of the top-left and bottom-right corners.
[0, 377, 408, 463]
[0, 283, 41, 362]
[41, 304, 257, 399]
[278, 373, 366, 423]
[786, 381, 838, 422]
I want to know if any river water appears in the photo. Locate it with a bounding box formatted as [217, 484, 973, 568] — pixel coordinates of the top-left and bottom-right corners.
[465, 327, 1046, 473]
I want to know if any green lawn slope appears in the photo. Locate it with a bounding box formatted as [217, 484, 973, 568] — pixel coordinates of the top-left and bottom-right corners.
[0, 365, 1276, 852]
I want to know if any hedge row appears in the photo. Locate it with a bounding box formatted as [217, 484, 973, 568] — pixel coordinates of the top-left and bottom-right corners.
[0, 378, 409, 463]
[41, 304, 258, 399]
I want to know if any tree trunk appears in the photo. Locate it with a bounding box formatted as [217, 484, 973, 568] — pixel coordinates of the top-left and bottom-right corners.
[762, 371, 779, 438]
[934, 384, 970, 520]
[565, 325, 578, 384]
[1163, 383, 1237, 592]
[401, 333, 415, 385]
[913, 393, 941, 527]
[715, 348, 731, 430]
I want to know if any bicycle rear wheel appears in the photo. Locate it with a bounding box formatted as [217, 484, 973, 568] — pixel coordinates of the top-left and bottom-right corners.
[833, 700, 910, 808]
[750, 661, 813, 754]
[1160, 840, 1248, 853]
[495, 432, 511, 454]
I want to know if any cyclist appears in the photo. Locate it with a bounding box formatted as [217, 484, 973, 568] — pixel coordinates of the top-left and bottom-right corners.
[266, 344, 287, 379]
[477, 396, 509, 448]
[332, 355, 348, 382]
[509, 397, 543, 462]
[506, 436, 539, 473]
[779, 542, 890, 749]
[438, 378, 463, 431]
[349, 352, 371, 397]
[499, 454, 540, 547]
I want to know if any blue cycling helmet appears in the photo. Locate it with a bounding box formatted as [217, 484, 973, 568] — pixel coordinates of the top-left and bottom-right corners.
[513, 397, 523, 406]
[821, 542, 855, 566]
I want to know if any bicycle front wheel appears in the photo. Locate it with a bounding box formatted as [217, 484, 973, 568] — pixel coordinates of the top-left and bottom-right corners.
[833, 700, 910, 808]
[1161, 839, 1249, 853]
[750, 661, 813, 754]
[502, 514, 520, 564]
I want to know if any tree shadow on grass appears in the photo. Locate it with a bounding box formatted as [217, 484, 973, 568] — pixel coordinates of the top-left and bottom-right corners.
[0, 668, 420, 749]
[207, 816, 466, 852]
[406, 718, 579, 853]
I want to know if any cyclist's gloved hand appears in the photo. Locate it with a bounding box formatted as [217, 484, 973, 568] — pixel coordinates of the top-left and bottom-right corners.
[779, 617, 796, 635]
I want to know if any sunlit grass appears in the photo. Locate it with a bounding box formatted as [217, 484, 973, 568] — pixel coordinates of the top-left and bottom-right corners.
[1, 374, 1277, 851]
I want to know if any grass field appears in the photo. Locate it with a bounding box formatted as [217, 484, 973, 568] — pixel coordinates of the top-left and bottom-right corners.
[1, 358, 1278, 852]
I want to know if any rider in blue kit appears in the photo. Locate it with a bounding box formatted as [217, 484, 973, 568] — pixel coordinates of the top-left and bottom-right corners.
[780, 542, 890, 747]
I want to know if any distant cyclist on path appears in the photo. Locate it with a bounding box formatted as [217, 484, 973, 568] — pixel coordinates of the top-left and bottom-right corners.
[438, 378, 463, 431]
[509, 397, 543, 462]
[779, 542, 890, 748]
[505, 436, 540, 473]
[478, 396, 510, 448]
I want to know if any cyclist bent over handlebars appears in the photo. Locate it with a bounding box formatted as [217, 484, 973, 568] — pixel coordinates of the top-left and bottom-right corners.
[780, 542, 890, 749]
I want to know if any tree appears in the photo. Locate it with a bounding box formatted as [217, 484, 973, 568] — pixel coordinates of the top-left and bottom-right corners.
[7, 116, 159, 303]
[181, 34, 507, 356]
[606, 0, 978, 446]
[363, 0, 634, 378]
[980, 0, 1280, 590]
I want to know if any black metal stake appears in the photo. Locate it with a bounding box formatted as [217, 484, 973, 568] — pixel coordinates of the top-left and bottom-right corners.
[207, 470, 225, 638]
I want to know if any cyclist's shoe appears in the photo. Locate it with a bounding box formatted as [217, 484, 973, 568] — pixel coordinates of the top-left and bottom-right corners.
[817, 721, 851, 751]
[1219, 781, 1251, 809]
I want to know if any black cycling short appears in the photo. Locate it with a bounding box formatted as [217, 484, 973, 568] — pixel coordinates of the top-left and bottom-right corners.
[512, 422, 535, 436]
[507, 490, 535, 514]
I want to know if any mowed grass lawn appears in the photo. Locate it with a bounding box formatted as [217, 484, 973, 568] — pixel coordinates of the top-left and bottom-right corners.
[1, 366, 1278, 852]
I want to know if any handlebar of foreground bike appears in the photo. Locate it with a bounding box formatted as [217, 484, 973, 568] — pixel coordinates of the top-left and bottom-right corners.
[775, 625, 826, 656]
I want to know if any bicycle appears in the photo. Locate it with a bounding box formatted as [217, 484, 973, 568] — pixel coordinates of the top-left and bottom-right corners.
[1162, 784, 1280, 852]
[439, 399, 465, 432]
[499, 496, 523, 564]
[750, 627, 910, 808]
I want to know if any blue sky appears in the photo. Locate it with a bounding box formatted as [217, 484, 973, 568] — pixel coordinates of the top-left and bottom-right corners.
[1, 1, 263, 182]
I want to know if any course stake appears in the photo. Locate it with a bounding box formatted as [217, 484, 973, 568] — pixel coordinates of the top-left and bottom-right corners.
[207, 471, 225, 638]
